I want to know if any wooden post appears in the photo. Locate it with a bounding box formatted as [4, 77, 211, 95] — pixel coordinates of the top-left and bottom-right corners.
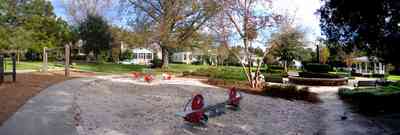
[0, 55, 4, 84]
[65, 44, 70, 77]
[11, 53, 16, 82]
[42, 47, 48, 73]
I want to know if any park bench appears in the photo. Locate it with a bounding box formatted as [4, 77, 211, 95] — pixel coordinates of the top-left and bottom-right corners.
[354, 80, 377, 88]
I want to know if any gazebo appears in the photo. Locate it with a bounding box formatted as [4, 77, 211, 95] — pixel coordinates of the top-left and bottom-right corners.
[352, 56, 385, 76]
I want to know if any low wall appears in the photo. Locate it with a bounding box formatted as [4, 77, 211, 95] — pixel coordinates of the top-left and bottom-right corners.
[288, 76, 348, 86]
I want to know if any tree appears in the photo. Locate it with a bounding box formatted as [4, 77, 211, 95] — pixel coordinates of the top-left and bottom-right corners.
[319, 47, 330, 64]
[9, 27, 34, 63]
[78, 14, 112, 60]
[61, 0, 114, 24]
[0, 0, 73, 53]
[206, 0, 281, 88]
[319, 0, 400, 69]
[122, 0, 220, 68]
[270, 26, 306, 73]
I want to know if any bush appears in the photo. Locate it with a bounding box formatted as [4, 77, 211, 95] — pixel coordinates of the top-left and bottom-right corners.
[150, 57, 162, 68]
[339, 87, 400, 113]
[121, 50, 133, 60]
[304, 63, 331, 73]
[299, 72, 341, 78]
[263, 85, 320, 103]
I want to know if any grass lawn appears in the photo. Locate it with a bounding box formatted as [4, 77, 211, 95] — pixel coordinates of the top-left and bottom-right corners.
[387, 75, 400, 81]
[4, 61, 59, 72]
[7, 61, 276, 81]
[72, 63, 146, 74]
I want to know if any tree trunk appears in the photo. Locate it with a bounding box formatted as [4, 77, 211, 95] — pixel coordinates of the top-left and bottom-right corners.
[161, 47, 169, 68]
[16, 49, 20, 64]
[283, 60, 288, 73]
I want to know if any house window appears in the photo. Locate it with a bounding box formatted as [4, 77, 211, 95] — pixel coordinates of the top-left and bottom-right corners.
[145, 53, 151, 59]
[184, 54, 187, 60]
[189, 55, 192, 60]
[133, 53, 137, 59]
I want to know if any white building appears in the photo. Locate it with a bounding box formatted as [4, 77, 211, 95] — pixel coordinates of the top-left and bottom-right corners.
[131, 48, 154, 65]
[352, 56, 385, 75]
[172, 51, 201, 64]
[238, 50, 262, 66]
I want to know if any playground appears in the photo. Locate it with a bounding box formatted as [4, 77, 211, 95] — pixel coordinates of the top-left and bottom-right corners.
[0, 74, 390, 135]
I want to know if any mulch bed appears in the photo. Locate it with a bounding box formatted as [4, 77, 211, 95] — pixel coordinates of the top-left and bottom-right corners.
[0, 71, 95, 125]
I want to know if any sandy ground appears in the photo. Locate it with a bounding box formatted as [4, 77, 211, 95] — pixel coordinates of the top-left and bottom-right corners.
[74, 76, 324, 135]
[0, 74, 395, 135]
[0, 71, 95, 125]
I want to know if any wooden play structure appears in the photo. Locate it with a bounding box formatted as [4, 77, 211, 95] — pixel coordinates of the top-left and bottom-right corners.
[0, 53, 17, 83]
[42, 44, 71, 77]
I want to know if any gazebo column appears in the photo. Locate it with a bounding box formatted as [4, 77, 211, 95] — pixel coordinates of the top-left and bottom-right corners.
[374, 62, 377, 74]
[365, 62, 368, 73]
[358, 63, 362, 73]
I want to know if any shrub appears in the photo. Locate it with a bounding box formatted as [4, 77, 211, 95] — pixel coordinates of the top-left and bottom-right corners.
[299, 72, 341, 78]
[263, 85, 320, 103]
[121, 50, 133, 60]
[304, 63, 331, 73]
[150, 57, 162, 68]
[339, 87, 400, 113]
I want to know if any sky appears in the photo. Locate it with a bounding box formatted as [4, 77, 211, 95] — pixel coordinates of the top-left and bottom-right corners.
[50, 0, 322, 47]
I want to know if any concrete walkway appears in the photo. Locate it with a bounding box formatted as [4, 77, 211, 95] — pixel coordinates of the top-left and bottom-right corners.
[309, 86, 389, 135]
[0, 78, 96, 135]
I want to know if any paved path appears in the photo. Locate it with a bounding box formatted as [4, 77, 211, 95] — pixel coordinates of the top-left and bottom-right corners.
[0, 78, 97, 135]
[309, 86, 389, 135]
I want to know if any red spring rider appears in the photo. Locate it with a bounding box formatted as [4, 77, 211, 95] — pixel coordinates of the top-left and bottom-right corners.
[227, 87, 242, 108]
[144, 75, 154, 83]
[131, 72, 141, 79]
[163, 73, 172, 80]
[183, 94, 208, 124]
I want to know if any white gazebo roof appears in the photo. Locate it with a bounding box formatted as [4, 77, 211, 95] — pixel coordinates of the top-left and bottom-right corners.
[352, 56, 379, 63]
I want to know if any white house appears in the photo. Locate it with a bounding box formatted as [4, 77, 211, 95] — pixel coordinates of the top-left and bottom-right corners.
[130, 48, 154, 65]
[172, 51, 201, 64]
[238, 50, 262, 66]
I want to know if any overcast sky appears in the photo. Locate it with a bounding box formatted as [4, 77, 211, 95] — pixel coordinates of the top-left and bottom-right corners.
[51, 0, 322, 47]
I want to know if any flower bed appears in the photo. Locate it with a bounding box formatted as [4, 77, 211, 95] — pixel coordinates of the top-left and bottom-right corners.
[288, 76, 348, 86]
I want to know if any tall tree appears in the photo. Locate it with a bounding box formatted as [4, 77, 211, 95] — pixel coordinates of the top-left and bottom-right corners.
[0, 0, 73, 54]
[270, 26, 306, 72]
[79, 14, 112, 59]
[319, 0, 400, 68]
[61, 0, 114, 24]
[208, 0, 280, 88]
[122, 0, 220, 68]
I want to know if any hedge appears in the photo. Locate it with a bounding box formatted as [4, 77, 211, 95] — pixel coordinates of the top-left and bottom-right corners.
[304, 63, 331, 73]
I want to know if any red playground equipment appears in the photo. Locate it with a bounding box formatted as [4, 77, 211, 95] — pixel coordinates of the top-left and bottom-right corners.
[227, 87, 242, 108]
[176, 87, 243, 124]
[131, 72, 142, 80]
[162, 73, 172, 80]
[143, 75, 154, 83]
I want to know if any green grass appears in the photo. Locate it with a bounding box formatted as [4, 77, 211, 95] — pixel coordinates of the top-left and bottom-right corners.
[4, 61, 59, 72]
[387, 75, 400, 81]
[5, 61, 275, 81]
[72, 63, 146, 74]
